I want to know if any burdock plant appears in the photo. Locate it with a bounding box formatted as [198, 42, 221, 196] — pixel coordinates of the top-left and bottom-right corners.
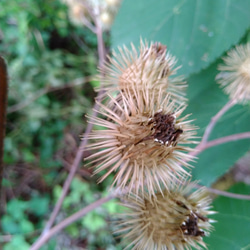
[116, 181, 215, 250]
[85, 40, 215, 249]
[86, 84, 197, 196]
[100, 41, 187, 108]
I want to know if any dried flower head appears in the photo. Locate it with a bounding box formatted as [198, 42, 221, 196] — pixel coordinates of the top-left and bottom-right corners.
[116, 182, 215, 250]
[64, 0, 120, 30]
[216, 43, 250, 104]
[100, 40, 187, 106]
[68, 2, 89, 26]
[85, 86, 197, 196]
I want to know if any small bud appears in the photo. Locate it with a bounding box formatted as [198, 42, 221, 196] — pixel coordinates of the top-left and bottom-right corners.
[100, 11, 114, 30]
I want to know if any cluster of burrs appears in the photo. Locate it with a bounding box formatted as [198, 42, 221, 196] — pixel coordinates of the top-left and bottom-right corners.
[85, 40, 216, 249]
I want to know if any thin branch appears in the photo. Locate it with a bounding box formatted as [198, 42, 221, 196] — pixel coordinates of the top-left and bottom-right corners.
[8, 88, 47, 114]
[38, 3, 106, 236]
[80, 15, 96, 33]
[95, 16, 105, 67]
[72, 33, 89, 53]
[203, 132, 250, 151]
[38, 6, 106, 237]
[190, 132, 250, 158]
[30, 195, 115, 250]
[79, 1, 98, 33]
[61, 158, 91, 179]
[0, 234, 12, 243]
[33, 29, 46, 51]
[7, 76, 94, 114]
[41, 92, 104, 235]
[195, 183, 250, 200]
[201, 99, 236, 144]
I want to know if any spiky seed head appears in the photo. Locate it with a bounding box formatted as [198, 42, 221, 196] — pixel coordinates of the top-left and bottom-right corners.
[99, 40, 187, 105]
[85, 86, 197, 196]
[216, 43, 250, 104]
[116, 182, 216, 250]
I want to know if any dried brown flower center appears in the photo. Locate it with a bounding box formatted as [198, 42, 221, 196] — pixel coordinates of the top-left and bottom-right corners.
[142, 196, 208, 246]
[117, 112, 183, 164]
[143, 42, 167, 60]
[180, 212, 207, 237]
[149, 112, 183, 146]
[176, 200, 208, 237]
[151, 42, 167, 58]
[146, 42, 169, 77]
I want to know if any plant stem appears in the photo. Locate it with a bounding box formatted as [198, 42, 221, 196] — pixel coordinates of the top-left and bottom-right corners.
[7, 76, 94, 114]
[39, 4, 106, 236]
[30, 195, 115, 250]
[195, 183, 250, 200]
[190, 132, 250, 158]
[203, 132, 250, 150]
[201, 99, 236, 144]
[41, 95, 104, 235]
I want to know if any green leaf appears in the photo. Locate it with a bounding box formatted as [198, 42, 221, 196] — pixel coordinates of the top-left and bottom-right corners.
[28, 196, 49, 216]
[53, 185, 62, 201]
[103, 199, 124, 214]
[7, 199, 28, 220]
[20, 220, 34, 234]
[81, 212, 106, 233]
[3, 235, 30, 250]
[22, 148, 35, 162]
[186, 60, 250, 186]
[205, 183, 250, 249]
[1, 215, 20, 234]
[65, 223, 79, 238]
[112, 0, 250, 76]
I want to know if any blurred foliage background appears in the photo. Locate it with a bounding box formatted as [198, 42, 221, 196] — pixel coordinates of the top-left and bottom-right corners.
[1, 0, 250, 249]
[0, 0, 121, 249]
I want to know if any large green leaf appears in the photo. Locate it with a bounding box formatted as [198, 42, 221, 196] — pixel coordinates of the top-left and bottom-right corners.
[112, 0, 250, 76]
[205, 183, 250, 249]
[186, 60, 250, 186]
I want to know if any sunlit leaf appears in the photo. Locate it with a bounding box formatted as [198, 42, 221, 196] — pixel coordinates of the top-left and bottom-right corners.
[112, 0, 250, 76]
